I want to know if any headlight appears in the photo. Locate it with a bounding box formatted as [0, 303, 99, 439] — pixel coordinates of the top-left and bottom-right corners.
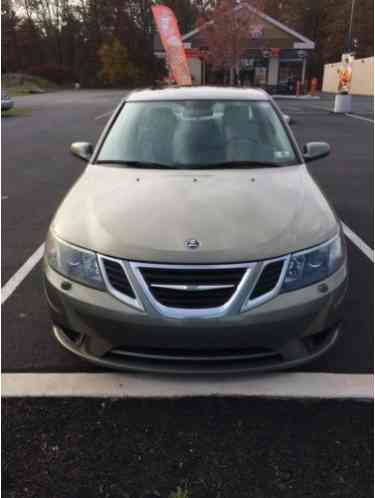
[281, 234, 344, 292]
[45, 231, 105, 290]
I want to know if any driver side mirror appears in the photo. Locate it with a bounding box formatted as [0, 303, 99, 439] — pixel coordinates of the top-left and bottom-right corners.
[70, 142, 93, 162]
[303, 142, 330, 163]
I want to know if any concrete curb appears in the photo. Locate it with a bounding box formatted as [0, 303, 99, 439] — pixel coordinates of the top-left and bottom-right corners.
[272, 95, 321, 100]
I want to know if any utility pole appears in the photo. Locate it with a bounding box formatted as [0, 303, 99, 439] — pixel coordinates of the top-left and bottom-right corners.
[334, 0, 356, 113]
[347, 0, 357, 52]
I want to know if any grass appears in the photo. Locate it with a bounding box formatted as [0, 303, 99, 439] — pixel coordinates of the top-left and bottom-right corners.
[1, 106, 32, 117]
[169, 486, 190, 498]
[3, 74, 59, 97]
[6, 85, 38, 97]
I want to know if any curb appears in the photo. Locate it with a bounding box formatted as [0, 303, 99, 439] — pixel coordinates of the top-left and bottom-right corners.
[272, 95, 321, 100]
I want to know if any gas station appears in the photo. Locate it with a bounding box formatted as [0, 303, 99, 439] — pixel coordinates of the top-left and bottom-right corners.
[154, 4, 315, 93]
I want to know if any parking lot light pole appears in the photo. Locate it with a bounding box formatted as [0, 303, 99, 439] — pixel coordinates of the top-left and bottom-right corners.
[334, 0, 357, 113]
[347, 0, 357, 52]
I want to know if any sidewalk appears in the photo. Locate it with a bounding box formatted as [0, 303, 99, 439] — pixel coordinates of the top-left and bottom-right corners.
[319, 92, 374, 117]
[272, 94, 320, 100]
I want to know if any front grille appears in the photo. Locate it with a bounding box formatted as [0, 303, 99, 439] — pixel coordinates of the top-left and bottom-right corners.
[140, 267, 246, 309]
[102, 258, 136, 299]
[250, 260, 284, 299]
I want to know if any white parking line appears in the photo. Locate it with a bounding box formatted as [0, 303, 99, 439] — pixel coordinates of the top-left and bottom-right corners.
[94, 110, 113, 121]
[296, 103, 332, 112]
[2, 244, 45, 304]
[342, 223, 374, 262]
[288, 104, 373, 119]
[2, 372, 373, 399]
[346, 113, 374, 123]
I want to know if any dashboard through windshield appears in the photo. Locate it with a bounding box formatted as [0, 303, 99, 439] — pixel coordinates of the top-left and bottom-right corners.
[96, 100, 299, 169]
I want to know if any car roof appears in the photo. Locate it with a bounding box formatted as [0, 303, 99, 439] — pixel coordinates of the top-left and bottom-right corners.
[126, 86, 270, 102]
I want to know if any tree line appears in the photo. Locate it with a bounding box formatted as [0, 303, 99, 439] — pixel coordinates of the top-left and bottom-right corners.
[264, 0, 373, 80]
[1, 0, 373, 87]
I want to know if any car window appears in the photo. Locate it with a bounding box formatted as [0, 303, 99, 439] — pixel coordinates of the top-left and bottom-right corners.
[96, 100, 298, 168]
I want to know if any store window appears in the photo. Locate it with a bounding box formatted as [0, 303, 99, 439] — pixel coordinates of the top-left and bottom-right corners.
[279, 60, 303, 84]
[239, 57, 268, 86]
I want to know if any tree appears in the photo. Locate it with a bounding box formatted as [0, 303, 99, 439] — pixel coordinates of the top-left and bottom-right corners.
[196, 0, 264, 83]
[2, 0, 21, 72]
[264, 0, 374, 80]
[6, 0, 371, 88]
[153, 0, 199, 33]
[353, 0, 374, 59]
[98, 38, 130, 86]
[318, 0, 373, 62]
[195, 0, 219, 16]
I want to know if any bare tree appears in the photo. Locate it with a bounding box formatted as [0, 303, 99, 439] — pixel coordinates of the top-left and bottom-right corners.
[197, 0, 264, 83]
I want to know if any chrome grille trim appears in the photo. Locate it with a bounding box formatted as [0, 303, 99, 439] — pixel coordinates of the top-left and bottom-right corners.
[98, 256, 290, 318]
[241, 256, 291, 312]
[98, 255, 144, 311]
[150, 284, 235, 291]
[130, 261, 255, 319]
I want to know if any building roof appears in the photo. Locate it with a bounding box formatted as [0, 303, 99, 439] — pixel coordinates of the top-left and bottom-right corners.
[182, 4, 314, 50]
[126, 86, 270, 102]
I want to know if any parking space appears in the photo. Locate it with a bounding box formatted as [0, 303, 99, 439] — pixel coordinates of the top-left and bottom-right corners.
[2, 90, 125, 284]
[2, 91, 374, 379]
[279, 99, 374, 248]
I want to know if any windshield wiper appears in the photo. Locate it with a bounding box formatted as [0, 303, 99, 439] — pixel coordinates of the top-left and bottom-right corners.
[205, 161, 282, 169]
[96, 160, 175, 169]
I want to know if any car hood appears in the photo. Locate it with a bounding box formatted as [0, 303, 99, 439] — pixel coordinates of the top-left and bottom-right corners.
[52, 164, 338, 263]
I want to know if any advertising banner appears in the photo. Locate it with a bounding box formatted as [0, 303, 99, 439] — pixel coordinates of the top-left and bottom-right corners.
[152, 5, 192, 86]
[337, 53, 354, 94]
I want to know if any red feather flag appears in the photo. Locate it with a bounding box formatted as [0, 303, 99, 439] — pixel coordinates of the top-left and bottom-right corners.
[152, 5, 192, 86]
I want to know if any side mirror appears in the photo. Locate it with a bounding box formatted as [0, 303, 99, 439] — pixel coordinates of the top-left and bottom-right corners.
[303, 142, 330, 163]
[70, 142, 93, 162]
[283, 114, 292, 125]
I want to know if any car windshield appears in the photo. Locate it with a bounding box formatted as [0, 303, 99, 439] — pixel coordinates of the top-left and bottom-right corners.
[96, 100, 299, 169]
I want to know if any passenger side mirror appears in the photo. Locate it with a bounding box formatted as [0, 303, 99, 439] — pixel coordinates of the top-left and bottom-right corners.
[70, 142, 93, 162]
[283, 114, 291, 125]
[303, 142, 330, 163]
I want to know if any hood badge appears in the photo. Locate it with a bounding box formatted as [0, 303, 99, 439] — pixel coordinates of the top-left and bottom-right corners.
[185, 239, 201, 250]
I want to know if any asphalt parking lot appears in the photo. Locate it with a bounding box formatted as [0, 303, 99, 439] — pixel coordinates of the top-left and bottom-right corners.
[4, 398, 372, 498]
[2, 90, 373, 375]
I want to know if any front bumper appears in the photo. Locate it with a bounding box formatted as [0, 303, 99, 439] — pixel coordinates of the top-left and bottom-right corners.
[44, 261, 348, 373]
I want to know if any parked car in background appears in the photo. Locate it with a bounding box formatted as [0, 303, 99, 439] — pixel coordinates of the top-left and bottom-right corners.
[43, 86, 348, 374]
[1, 91, 14, 111]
